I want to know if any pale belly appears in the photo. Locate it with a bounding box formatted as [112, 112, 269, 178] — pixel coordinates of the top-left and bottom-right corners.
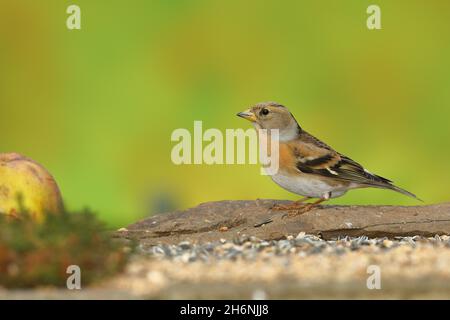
[271, 173, 349, 199]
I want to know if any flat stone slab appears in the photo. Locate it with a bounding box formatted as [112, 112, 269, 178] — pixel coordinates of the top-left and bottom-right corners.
[115, 200, 450, 245]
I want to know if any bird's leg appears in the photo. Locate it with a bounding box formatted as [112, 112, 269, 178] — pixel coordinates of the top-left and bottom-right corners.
[271, 197, 311, 211]
[284, 192, 331, 218]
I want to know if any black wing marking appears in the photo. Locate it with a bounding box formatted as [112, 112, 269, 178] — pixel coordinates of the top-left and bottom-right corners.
[296, 155, 391, 185]
[300, 154, 335, 167]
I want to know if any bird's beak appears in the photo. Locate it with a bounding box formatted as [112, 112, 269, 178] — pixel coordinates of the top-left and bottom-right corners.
[236, 109, 256, 122]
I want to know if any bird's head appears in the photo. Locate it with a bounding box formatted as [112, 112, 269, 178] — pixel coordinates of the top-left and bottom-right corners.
[237, 102, 300, 141]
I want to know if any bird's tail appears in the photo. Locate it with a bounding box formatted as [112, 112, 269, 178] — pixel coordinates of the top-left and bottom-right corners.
[384, 183, 422, 202]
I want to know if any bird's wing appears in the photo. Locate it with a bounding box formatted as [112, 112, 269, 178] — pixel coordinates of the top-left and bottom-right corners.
[289, 131, 418, 199]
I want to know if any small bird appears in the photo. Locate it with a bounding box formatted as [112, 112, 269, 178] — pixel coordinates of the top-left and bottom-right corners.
[237, 102, 419, 216]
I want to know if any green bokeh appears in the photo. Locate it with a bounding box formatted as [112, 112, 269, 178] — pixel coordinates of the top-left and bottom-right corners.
[1, 1, 449, 227]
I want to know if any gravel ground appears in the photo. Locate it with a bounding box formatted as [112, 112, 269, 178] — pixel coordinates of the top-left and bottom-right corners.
[3, 233, 450, 299]
[138, 233, 450, 262]
[104, 233, 450, 299]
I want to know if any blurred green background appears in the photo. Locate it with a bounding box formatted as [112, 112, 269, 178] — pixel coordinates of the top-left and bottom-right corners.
[1, 0, 449, 227]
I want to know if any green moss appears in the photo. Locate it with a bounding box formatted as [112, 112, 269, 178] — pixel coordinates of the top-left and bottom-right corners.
[0, 207, 131, 288]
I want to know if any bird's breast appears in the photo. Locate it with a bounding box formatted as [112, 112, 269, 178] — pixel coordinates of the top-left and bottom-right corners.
[270, 172, 347, 198]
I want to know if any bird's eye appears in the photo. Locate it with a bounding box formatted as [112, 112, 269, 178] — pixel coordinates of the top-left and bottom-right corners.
[260, 108, 269, 116]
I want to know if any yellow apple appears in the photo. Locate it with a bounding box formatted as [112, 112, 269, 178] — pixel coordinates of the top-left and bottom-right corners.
[0, 153, 64, 222]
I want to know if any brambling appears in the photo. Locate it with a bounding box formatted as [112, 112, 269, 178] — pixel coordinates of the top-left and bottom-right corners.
[237, 102, 419, 216]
